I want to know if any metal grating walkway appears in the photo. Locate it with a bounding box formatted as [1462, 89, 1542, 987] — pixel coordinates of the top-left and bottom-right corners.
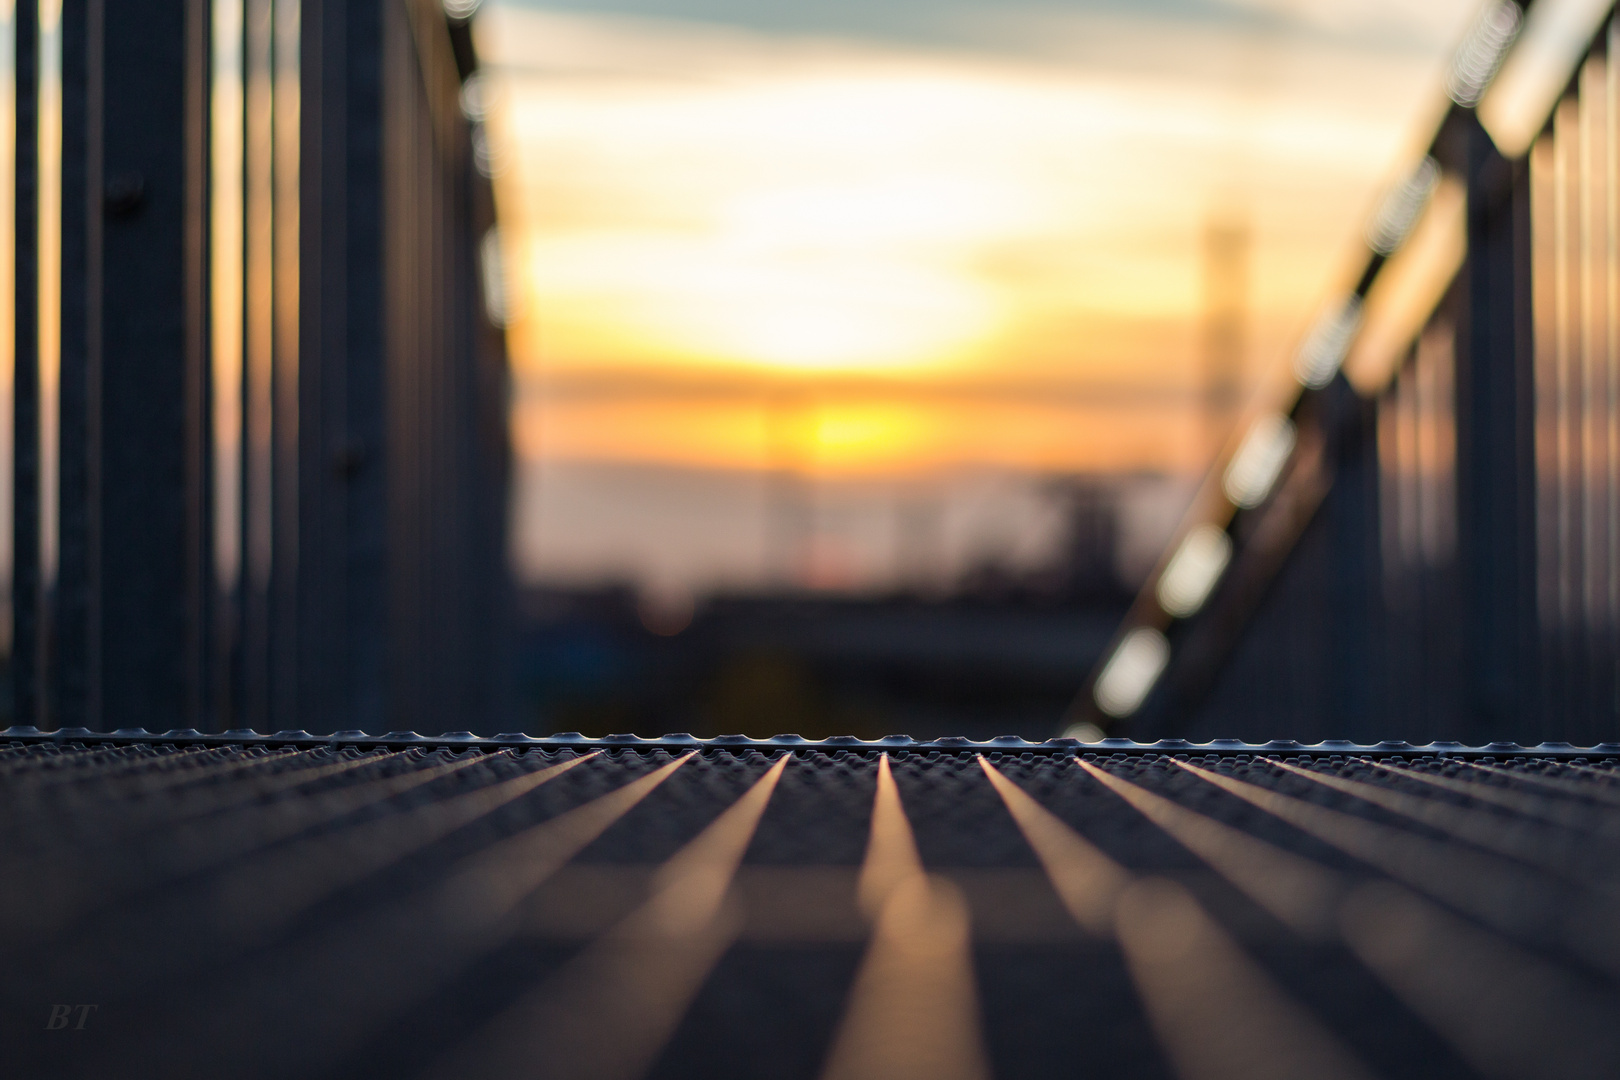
[7, 729, 1620, 1079]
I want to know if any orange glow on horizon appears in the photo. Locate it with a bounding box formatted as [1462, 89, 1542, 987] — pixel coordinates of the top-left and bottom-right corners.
[514, 392, 1212, 476]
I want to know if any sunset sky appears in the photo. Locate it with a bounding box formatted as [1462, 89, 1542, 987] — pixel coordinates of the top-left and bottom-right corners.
[477, 0, 1484, 592]
[482, 0, 1478, 464]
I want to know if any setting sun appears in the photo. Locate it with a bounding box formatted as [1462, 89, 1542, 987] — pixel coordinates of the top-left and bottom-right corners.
[478, 0, 1482, 590]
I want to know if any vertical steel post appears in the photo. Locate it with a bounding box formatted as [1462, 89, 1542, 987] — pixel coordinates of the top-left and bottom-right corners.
[1455, 115, 1541, 741]
[183, 0, 213, 727]
[297, 0, 388, 733]
[239, 0, 273, 730]
[56, 0, 212, 730]
[56, 0, 94, 728]
[270, 0, 298, 730]
[12, 0, 40, 726]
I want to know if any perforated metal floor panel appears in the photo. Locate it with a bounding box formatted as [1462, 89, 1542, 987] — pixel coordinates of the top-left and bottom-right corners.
[5, 728, 1620, 1079]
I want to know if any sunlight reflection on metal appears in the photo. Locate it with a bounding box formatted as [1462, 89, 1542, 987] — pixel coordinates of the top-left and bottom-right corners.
[67, 747, 398, 837]
[983, 758, 1373, 1080]
[439, 753, 690, 932]
[979, 757, 1128, 934]
[1341, 879, 1620, 1080]
[0, 748, 483, 941]
[1293, 298, 1364, 390]
[5, 742, 292, 795]
[1366, 157, 1441, 256]
[1466, 760, 1620, 807]
[432, 756, 789, 1080]
[1480, 0, 1611, 155]
[6, 742, 212, 785]
[1341, 176, 1468, 395]
[1061, 721, 1108, 744]
[1447, 0, 1522, 107]
[158, 746, 376, 790]
[1179, 761, 1620, 973]
[481, 227, 514, 328]
[1105, 760, 1620, 1078]
[150, 753, 695, 1077]
[1222, 414, 1296, 509]
[1117, 877, 1375, 1080]
[1079, 761, 1341, 938]
[216, 751, 600, 937]
[1157, 525, 1234, 620]
[1367, 758, 1620, 834]
[1271, 758, 1620, 885]
[1094, 627, 1171, 719]
[819, 755, 991, 1080]
[1544, 759, 1620, 783]
[459, 73, 491, 123]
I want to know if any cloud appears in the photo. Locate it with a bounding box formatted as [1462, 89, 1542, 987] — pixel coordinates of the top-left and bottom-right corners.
[1207, 0, 1480, 49]
[492, 0, 1481, 65]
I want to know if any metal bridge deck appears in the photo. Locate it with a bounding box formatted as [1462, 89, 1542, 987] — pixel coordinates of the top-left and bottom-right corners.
[6, 729, 1620, 1079]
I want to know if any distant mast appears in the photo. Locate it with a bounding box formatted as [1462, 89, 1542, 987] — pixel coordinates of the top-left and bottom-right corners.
[765, 392, 813, 590]
[1201, 214, 1249, 454]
